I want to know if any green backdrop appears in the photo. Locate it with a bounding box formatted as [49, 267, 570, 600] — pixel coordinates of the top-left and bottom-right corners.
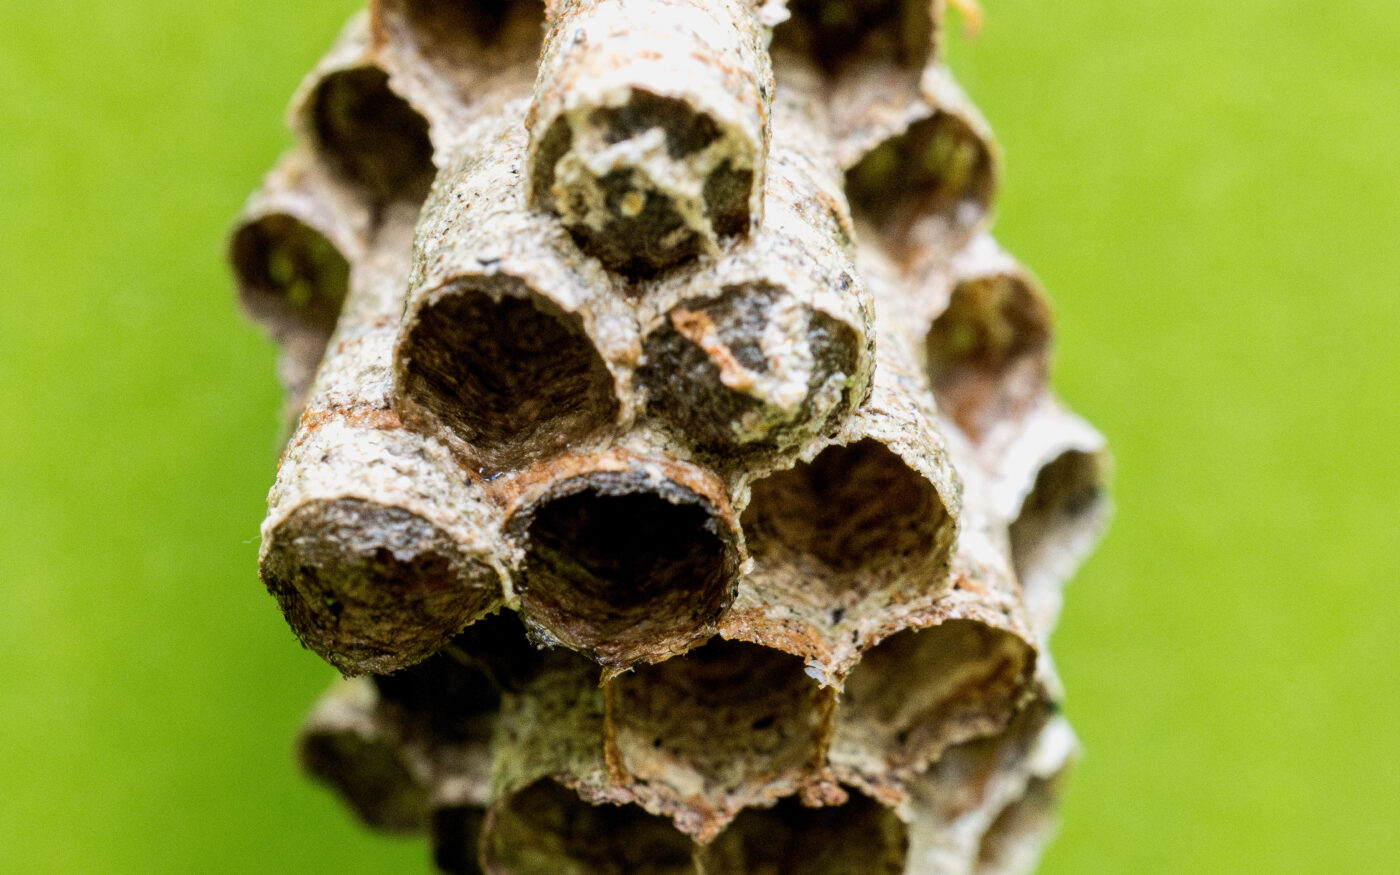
[2, 1, 1396, 871]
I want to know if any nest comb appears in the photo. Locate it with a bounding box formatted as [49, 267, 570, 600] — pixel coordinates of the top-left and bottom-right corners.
[230, 0, 1111, 871]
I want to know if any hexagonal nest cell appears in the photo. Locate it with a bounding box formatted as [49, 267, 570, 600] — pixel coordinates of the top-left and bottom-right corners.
[234, 0, 1111, 870]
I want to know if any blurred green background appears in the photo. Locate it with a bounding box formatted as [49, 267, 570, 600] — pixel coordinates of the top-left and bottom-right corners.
[1, 0, 1396, 871]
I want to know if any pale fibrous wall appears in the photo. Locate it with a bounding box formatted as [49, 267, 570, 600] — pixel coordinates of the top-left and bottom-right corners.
[231, 0, 1110, 871]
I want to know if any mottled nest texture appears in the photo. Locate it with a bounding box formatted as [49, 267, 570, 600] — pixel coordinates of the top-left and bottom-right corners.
[231, 0, 1110, 872]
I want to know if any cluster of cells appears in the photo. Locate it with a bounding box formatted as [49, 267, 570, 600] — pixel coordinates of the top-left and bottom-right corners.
[230, 0, 1109, 872]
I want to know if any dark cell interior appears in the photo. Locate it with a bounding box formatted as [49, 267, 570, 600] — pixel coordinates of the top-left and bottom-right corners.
[398, 280, 619, 474]
[845, 112, 994, 249]
[484, 779, 695, 875]
[592, 92, 721, 157]
[520, 480, 730, 666]
[640, 284, 858, 451]
[772, 0, 931, 74]
[311, 66, 435, 209]
[390, 0, 543, 52]
[926, 274, 1052, 440]
[743, 438, 944, 574]
[703, 792, 909, 874]
[1009, 450, 1105, 578]
[534, 89, 751, 275]
[299, 726, 427, 834]
[431, 805, 486, 875]
[230, 212, 348, 337]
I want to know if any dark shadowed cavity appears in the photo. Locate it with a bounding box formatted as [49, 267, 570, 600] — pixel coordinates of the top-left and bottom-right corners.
[703, 792, 908, 874]
[772, 0, 932, 74]
[431, 805, 486, 875]
[230, 212, 348, 338]
[927, 274, 1051, 440]
[373, 610, 552, 740]
[519, 478, 731, 665]
[743, 438, 945, 576]
[299, 724, 428, 834]
[398, 279, 619, 474]
[484, 779, 695, 875]
[310, 66, 435, 208]
[387, 0, 544, 54]
[845, 113, 994, 248]
[533, 89, 752, 275]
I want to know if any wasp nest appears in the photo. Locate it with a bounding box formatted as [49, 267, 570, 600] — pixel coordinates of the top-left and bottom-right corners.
[233, 0, 1109, 871]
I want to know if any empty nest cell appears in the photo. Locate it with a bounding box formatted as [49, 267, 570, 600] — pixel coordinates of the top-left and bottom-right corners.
[698, 790, 910, 875]
[726, 423, 958, 682]
[293, 14, 435, 211]
[845, 103, 996, 258]
[308, 66, 435, 206]
[746, 438, 945, 576]
[928, 268, 1052, 443]
[230, 150, 367, 404]
[298, 678, 430, 834]
[397, 278, 620, 474]
[395, 116, 637, 475]
[831, 619, 1035, 783]
[482, 779, 696, 875]
[527, 0, 770, 274]
[608, 639, 829, 840]
[231, 211, 349, 341]
[508, 458, 740, 670]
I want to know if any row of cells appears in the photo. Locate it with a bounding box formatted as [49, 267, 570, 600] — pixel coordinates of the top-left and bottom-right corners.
[300, 611, 1074, 873]
[251, 191, 1105, 682]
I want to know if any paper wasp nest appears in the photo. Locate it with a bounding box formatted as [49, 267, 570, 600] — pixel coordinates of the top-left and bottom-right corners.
[232, 0, 1110, 871]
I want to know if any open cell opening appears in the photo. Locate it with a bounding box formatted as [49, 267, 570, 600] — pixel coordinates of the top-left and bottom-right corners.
[518, 477, 733, 668]
[839, 620, 1032, 768]
[743, 438, 947, 578]
[1009, 450, 1108, 589]
[773, 0, 931, 74]
[261, 499, 500, 675]
[533, 88, 755, 275]
[845, 113, 994, 252]
[309, 66, 435, 208]
[703, 792, 908, 874]
[230, 212, 349, 338]
[300, 721, 428, 834]
[641, 284, 860, 451]
[483, 779, 695, 875]
[372, 614, 538, 742]
[612, 640, 824, 799]
[927, 274, 1051, 440]
[397, 279, 619, 474]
